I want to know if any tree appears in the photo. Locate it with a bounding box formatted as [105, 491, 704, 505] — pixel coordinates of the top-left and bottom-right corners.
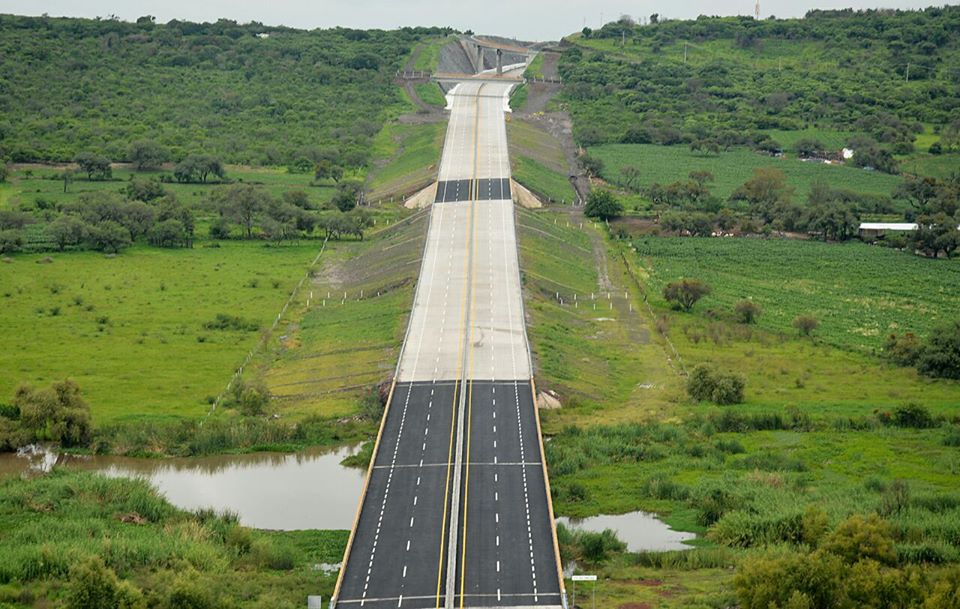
[579, 153, 604, 177]
[125, 177, 166, 202]
[621, 166, 643, 191]
[0, 229, 24, 254]
[0, 161, 7, 182]
[74, 151, 112, 180]
[217, 184, 271, 238]
[795, 138, 826, 158]
[687, 365, 745, 404]
[86, 221, 132, 253]
[46, 215, 88, 250]
[174, 154, 225, 183]
[157, 196, 195, 247]
[121, 201, 156, 239]
[15, 379, 92, 446]
[584, 189, 623, 220]
[731, 168, 793, 219]
[127, 139, 169, 170]
[734, 299, 762, 324]
[60, 169, 76, 193]
[649, 13, 659, 23]
[916, 320, 960, 379]
[147, 219, 188, 247]
[793, 314, 819, 336]
[314, 159, 344, 183]
[663, 279, 711, 312]
[851, 146, 898, 174]
[909, 213, 960, 258]
[332, 181, 362, 212]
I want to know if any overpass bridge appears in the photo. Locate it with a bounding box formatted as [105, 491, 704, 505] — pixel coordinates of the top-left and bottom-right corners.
[331, 77, 566, 609]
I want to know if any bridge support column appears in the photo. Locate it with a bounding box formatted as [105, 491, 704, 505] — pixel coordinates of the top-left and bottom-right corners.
[496, 48, 503, 75]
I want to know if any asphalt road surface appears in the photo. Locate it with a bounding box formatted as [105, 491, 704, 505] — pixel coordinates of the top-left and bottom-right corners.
[333, 75, 564, 609]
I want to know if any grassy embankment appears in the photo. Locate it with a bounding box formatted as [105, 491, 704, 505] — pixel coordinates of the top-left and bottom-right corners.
[0, 470, 348, 609]
[506, 120, 577, 204]
[365, 122, 445, 202]
[517, 207, 960, 607]
[253, 209, 428, 421]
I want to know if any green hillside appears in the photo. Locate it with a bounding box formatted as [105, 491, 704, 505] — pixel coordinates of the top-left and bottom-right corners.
[0, 14, 452, 166]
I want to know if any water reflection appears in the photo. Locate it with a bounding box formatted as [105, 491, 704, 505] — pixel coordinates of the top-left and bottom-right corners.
[557, 511, 695, 552]
[0, 445, 366, 531]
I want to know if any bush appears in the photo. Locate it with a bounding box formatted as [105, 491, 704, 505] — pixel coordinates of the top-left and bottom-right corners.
[584, 189, 623, 220]
[822, 514, 897, 565]
[203, 313, 259, 332]
[67, 556, 144, 609]
[14, 379, 92, 446]
[916, 321, 960, 380]
[891, 403, 937, 429]
[663, 279, 711, 311]
[734, 299, 762, 324]
[687, 365, 746, 405]
[793, 314, 819, 336]
[885, 332, 923, 366]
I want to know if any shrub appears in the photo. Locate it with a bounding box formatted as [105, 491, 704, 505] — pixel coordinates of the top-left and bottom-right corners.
[14, 379, 92, 446]
[663, 279, 711, 311]
[885, 332, 923, 366]
[687, 365, 745, 405]
[916, 321, 960, 380]
[734, 299, 762, 324]
[203, 313, 259, 332]
[67, 555, 144, 609]
[891, 403, 937, 429]
[793, 314, 819, 336]
[823, 514, 897, 565]
[584, 189, 623, 220]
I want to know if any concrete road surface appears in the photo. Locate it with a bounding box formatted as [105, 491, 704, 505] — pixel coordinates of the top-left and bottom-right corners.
[333, 76, 564, 609]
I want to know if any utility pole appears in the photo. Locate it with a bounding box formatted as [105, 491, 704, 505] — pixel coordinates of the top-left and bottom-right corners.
[905, 63, 910, 82]
[684, 41, 688, 63]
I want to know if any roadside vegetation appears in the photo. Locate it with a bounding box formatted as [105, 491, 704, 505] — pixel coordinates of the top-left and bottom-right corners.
[0, 470, 348, 608]
[518, 202, 960, 608]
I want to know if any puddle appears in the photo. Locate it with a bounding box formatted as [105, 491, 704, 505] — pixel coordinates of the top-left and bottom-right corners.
[0, 444, 366, 530]
[557, 511, 695, 552]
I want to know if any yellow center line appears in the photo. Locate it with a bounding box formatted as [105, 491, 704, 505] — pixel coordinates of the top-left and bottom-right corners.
[459, 83, 485, 609]
[435, 85, 482, 609]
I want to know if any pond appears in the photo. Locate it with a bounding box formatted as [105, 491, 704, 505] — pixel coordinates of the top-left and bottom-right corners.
[557, 511, 696, 552]
[0, 444, 366, 531]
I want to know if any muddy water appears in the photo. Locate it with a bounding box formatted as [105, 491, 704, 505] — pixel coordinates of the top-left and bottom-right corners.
[0, 445, 366, 530]
[557, 511, 695, 552]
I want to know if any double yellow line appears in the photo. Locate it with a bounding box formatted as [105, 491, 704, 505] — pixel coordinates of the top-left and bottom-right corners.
[435, 83, 484, 609]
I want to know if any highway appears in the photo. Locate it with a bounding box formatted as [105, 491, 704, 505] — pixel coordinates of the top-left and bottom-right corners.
[333, 76, 564, 609]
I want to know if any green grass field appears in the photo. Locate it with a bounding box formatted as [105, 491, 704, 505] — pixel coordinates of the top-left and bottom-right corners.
[901, 153, 960, 180]
[590, 144, 904, 206]
[520, 213, 960, 608]
[1, 165, 341, 213]
[0, 242, 322, 424]
[634, 237, 960, 353]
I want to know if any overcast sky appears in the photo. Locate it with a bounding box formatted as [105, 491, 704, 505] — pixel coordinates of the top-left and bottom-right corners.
[0, 0, 943, 40]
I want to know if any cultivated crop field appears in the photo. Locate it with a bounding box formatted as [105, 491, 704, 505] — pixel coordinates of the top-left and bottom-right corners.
[634, 237, 960, 352]
[591, 144, 904, 205]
